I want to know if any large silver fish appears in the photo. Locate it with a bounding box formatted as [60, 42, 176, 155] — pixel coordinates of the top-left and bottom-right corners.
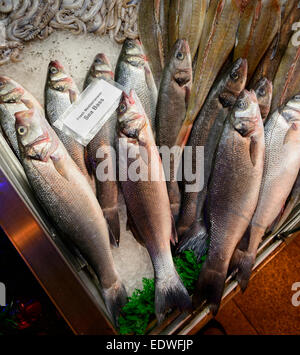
[15, 99, 127, 326]
[84, 53, 120, 247]
[115, 39, 158, 134]
[230, 94, 300, 290]
[194, 90, 265, 314]
[176, 59, 248, 258]
[155, 39, 193, 218]
[0, 76, 42, 159]
[45, 60, 95, 190]
[116, 90, 191, 323]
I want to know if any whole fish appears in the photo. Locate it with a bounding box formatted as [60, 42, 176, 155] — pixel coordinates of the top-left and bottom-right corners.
[84, 53, 120, 247]
[176, 58, 248, 258]
[117, 90, 191, 322]
[175, 0, 242, 150]
[0, 76, 42, 159]
[15, 99, 127, 326]
[168, 0, 207, 60]
[234, 0, 281, 82]
[250, 0, 300, 85]
[193, 90, 265, 314]
[156, 39, 193, 218]
[273, 172, 300, 232]
[115, 39, 158, 134]
[230, 95, 300, 291]
[270, 37, 300, 114]
[138, 0, 169, 86]
[45, 60, 95, 190]
[252, 77, 273, 122]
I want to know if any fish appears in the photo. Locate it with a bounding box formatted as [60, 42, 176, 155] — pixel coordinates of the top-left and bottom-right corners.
[175, 0, 242, 151]
[84, 53, 120, 247]
[155, 39, 193, 218]
[252, 77, 273, 122]
[116, 90, 191, 322]
[193, 90, 265, 314]
[45, 60, 95, 191]
[176, 58, 248, 258]
[15, 98, 127, 327]
[115, 39, 158, 134]
[233, 0, 281, 82]
[138, 0, 169, 86]
[250, 0, 300, 86]
[0, 76, 42, 159]
[230, 94, 300, 291]
[168, 0, 207, 60]
[270, 36, 300, 114]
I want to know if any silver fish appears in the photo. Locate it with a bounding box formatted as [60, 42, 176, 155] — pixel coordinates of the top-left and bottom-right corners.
[117, 90, 191, 323]
[15, 99, 127, 326]
[194, 90, 265, 314]
[84, 53, 120, 247]
[45, 60, 95, 191]
[230, 94, 300, 291]
[115, 39, 158, 134]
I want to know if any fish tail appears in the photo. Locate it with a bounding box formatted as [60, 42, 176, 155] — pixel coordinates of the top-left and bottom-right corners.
[235, 252, 255, 292]
[193, 263, 227, 316]
[176, 220, 209, 262]
[102, 278, 128, 328]
[103, 207, 120, 248]
[155, 268, 192, 324]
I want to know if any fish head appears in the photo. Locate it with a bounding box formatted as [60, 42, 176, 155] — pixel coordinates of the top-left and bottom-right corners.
[253, 77, 272, 121]
[47, 60, 73, 93]
[169, 39, 192, 87]
[219, 58, 248, 108]
[90, 53, 114, 81]
[117, 90, 146, 142]
[15, 101, 57, 161]
[122, 39, 147, 67]
[280, 94, 300, 124]
[231, 89, 262, 138]
[0, 76, 24, 104]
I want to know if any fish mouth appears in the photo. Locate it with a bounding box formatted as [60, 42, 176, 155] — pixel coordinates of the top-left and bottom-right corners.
[26, 131, 50, 148]
[0, 87, 24, 103]
[234, 122, 257, 137]
[174, 69, 192, 87]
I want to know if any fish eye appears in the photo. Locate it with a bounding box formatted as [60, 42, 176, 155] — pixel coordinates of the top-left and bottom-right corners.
[294, 94, 300, 101]
[94, 57, 103, 64]
[237, 99, 247, 109]
[126, 41, 134, 48]
[17, 126, 27, 136]
[118, 102, 127, 114]
[258, 88, 266, 96]
[176, 52, 184, 60]
[49, 66, 58, 74]
[0, 81, 5, 88]
[230, 71, 239, 80]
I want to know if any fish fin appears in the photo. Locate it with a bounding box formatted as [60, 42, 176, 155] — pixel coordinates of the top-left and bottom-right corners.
[69, 89, 77, 104]
[144, 63, 157, 92]
[185, 86, 191, 109]
[176, 220, 209, 262]
[102, 279, 128, 328]
[155, 269, 192, 324]
[193, 263, 227, 316]
[249, 136, 259, 167]
[283, 123, 299, 145]
[103, 207, 120, 248]
[234, 252, 255, 292]
[170, 215, 178, 245]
